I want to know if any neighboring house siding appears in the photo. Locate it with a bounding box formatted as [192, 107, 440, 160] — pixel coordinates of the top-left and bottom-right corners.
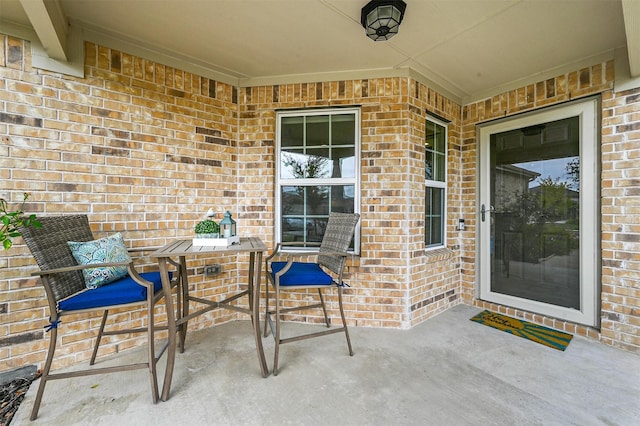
[0, 33, 638, 373]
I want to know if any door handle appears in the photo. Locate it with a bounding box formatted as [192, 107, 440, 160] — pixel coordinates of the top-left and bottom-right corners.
[480, 204, 495, 222]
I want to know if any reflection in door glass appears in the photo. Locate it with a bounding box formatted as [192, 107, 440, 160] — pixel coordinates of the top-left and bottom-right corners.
[490, 117, 580, 309]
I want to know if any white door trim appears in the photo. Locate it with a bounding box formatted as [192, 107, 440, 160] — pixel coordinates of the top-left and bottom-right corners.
[477, 97, 600, 327]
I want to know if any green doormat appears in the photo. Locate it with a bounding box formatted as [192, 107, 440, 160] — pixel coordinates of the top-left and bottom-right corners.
[471, 310, 573, 351]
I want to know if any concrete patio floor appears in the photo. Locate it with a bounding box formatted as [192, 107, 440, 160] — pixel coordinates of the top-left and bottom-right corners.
[13, 304, 640, 425]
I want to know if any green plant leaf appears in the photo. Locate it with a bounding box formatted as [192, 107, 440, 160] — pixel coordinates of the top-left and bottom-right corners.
[194, 219, 219, 234]
[1, 193, 38, 250]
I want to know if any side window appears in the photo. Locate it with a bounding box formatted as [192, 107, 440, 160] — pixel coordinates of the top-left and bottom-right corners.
[276, 108, 360, 253]
[425, 117, 447, 249]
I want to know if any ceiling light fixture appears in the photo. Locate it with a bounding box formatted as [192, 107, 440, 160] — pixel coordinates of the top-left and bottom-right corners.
[361, 0, 407, 41]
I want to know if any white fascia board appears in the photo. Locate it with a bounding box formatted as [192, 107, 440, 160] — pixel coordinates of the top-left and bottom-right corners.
[0, 18, 84, 78]
[19, 0, 68, 61]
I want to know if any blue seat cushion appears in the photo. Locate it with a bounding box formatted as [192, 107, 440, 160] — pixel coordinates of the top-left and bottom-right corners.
[271, 262, 334, 286]
[59, 271, 171, 311]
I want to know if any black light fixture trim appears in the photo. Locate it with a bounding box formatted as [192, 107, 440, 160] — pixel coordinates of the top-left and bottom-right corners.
[361, 0, 407, 41]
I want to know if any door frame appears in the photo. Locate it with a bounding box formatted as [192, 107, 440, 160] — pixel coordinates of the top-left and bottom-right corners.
[476, 97, 600, 327]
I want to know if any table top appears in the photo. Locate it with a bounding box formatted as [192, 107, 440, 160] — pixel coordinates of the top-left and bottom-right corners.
[151, 237, 267, 258]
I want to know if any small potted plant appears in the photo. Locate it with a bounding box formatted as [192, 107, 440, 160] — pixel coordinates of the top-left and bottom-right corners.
[1, 192, 41, 250]
[192, 209, 239, 247]
[194, 218, 220, 239]
[193, 209, 221, 246]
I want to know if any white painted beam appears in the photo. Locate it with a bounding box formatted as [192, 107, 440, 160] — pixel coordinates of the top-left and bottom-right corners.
[622, 0, 640, 78]
[19, 0, 68, 61]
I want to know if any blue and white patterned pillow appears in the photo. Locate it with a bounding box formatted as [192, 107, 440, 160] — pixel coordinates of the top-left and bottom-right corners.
[67, 233, 132, 289]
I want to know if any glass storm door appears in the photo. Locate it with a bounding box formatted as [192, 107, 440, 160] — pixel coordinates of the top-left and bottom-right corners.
[478, 99, 599, 326]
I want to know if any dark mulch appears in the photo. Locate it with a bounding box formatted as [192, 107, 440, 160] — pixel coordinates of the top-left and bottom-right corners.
[0, 370, 40, 426]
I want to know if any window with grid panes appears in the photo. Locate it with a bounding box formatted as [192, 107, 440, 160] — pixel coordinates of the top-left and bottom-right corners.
[276, 108, 360, 252]
[425, 118, 447, 249]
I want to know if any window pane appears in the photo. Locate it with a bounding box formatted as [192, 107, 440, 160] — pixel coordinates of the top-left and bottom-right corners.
[332, 114, 355, 145]
[282, 215, 354, 248]
[425, 187, 444, 247]
[281, 115, 356, 180]
[331, 185, 355, 213]
[305, 148, 332, 178]
[281, 150, 333, 179]
[281, 117, 303, 148]
[307, 186, 330, 214]
[282, 216, 305, 242]
[426, 121, 437, 148]
[281, 186, 305, 214]
[333, 146, 355, 178]
[425, 151, 434, 180]
[435, 151, 446, 181]
[434, 124, 446, 152]
[280, 186, 331, 215]
[307, 217, 328, 242]
[281, 185, 355, 243]
[281, 216, 328, 243]
[281, 146, 356, 180]
[306, 116, 329, 147]
[430, 215, 442, 245]
[280, 150, 304, 179]
[426, 120, 446, 154]
[426, 120, 446, 182]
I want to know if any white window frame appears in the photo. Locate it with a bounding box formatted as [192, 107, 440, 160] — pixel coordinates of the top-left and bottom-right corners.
[425, 116, 448, 250]
[275, 107, 361, 254]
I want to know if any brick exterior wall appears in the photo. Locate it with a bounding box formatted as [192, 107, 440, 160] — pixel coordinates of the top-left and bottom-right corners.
[238, 79, 462, 329]
[462, 61, 640, 353]
[1, 33, 638, 373]
[1, 37, 244, 371]
[600, 88, 640, 351]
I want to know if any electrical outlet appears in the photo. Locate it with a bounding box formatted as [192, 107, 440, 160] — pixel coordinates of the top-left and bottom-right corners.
[204, 264, 221, 276]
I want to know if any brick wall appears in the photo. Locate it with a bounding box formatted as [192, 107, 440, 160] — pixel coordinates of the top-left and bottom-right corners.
[600, 88, 640, 351]
[1, 32, 638, 374]
[407, 81, 462, 326]
[1, 35, 463, 372]
[1, 37, 244, 371]
[461, 61, 640, 353]
[238, 78, 462, 329]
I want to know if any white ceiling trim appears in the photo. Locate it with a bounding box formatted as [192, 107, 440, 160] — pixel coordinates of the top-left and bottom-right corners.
[614, 46, 640, 93]
[18, 0, 68, 61]
[2, 0, 635, 106]
[75, 19, 241, 87]
[0, 18, 83, 77]
[72, 20, 465, 103]
[240, 67, 462, 105]
[464, 50, 617, 105]
[622, 0, 640, 78]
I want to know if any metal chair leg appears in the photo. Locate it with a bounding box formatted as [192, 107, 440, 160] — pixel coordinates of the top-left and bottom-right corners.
[178, 257, 189, 353]
[273, 285, 281, 376]
[30, 325, 57, 420]
[147, 299, 159, 403]
[263, 279, 270, 337]
[318, 288, 330, 327]
[338, 286, 353, 356]
[175, 268, 183, 350]
[90, 310, 109, 365]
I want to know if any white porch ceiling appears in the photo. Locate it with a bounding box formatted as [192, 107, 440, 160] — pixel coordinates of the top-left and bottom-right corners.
[0, 0, 636, 104]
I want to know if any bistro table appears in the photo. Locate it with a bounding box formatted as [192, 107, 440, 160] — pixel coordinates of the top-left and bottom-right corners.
[151, 237, 269, 401]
